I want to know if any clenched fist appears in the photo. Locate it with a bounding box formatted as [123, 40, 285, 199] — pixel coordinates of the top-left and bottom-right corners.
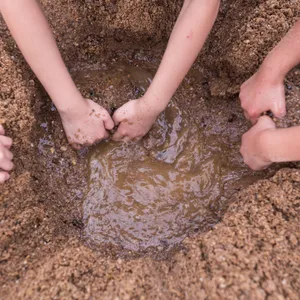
[59, 99, 114, 149]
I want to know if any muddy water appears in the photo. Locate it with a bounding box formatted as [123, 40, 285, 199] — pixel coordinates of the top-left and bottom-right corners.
[34, 63, 261, 252]
[85, 103, 225, 251]
[80, 63, 258, 251]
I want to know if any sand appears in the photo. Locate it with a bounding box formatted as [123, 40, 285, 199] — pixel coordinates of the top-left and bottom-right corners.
[0, 0, 299, 299]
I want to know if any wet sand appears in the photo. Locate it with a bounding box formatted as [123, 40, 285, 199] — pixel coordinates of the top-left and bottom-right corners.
[0, 0, 299, 299]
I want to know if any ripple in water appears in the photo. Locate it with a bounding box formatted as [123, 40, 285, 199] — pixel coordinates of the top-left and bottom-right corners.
[83, 102, 231, 251]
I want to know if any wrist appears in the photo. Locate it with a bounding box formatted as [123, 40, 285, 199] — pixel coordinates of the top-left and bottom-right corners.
[142, 92, 169, 116]
[259, 128, 280, 164]
[259, 55, 287, 84]
[141, 93, 168, 116]
[57, 95, 88, 119]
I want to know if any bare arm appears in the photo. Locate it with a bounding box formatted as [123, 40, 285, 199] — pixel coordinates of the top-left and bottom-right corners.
[262, 20, 300, 80]
[0, 0, 114, 147]
[240, 20, 300, 170]
[145, 0, 220, 110]
[241, 117, 300, 170]
[0, 0, 82, 112]
[240, 20, 300, 123]
[267, 126, 300, 163]
[113, 0, 220, 141]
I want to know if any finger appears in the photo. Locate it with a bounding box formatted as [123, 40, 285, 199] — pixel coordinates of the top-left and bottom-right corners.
[250, 116, 258, 125]
[248, 111, 260, 124]
[4, 148, 13, 160]
[91, 129, 109, 144]
[0, 136, 13, 149]
[0, 157, 14, 171]
[256, 115, 276, 129]
[272, 101, 286, 119]
[102, 130, 109, 140]
[122, 136, 132, 143]
[243, 110, 250, 120]
[244, 110, 258, 124]
[0, 171, 10, 184]
[101, 109, 115, 130]
[243, 110, 258, 125]
[112, 128, 125, 142]
[133, 136, 143, 142]
[0, 125, 5, 135]
[0, 147, 13, 160]
[250, 163, 270, 171]
[112, 108, 122, 126]
[70, 142, 82, 150]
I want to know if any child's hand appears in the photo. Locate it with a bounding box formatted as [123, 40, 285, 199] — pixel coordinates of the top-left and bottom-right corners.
[59, 99, 114, 148]
[240, 71, 286, 124]
[240, 116, 276, 170]
[0, 125, 13, 184]
[112, 98, 160, 142]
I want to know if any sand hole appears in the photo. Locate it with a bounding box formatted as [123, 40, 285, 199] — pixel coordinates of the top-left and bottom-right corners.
[75, 63, 261, 252]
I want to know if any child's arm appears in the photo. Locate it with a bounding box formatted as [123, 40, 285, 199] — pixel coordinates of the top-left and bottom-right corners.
[0, 125, 13, 184]
[0, 0, 114, 148]
[240, 20, 300, 170]
[112, 0, 220, 141]
[240, 116, 300, 170]
[240, 20, 300, 124]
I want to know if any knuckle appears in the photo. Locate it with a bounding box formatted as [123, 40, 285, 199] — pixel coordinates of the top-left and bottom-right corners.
[120, 129, 127, 136]
[71, 143, 81, 150]
[95, 136, 103, 143]
[88, 138, 96, 145]
[240, 101, 247, 110]
[6, 150, 13, 160]
[7, 137, 13, 146]
[239, 144, 243, 153]
[8, 161, 14, 171]
[242, 157, 250, 167]
[239, 90, 244, 99]
[3, 161, 14, 171]
[247, 108, 256, 117]
[241, 133, 246, 142]
[239, 147, 245, 158]
[249, 164, 258, 171]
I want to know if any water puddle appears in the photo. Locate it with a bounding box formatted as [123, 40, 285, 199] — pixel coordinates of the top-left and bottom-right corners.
[34, 62, 272, 253]
[83, 100, 253, 251]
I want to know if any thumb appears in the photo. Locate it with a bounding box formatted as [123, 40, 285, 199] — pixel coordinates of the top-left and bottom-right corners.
[101, 109, 115, 130]
[272, 100, 286, 119]
[112, 108, 122, 126]
[256, 115, 276, 130]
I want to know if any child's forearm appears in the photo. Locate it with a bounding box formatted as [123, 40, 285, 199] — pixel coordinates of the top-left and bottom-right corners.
[144, 0, 220, 112]
[260, 20, 300, 82]
[0, 0, 83, 113]
[264, 126, 300, 163]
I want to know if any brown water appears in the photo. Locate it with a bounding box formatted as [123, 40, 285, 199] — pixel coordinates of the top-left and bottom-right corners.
[83, 98, 253, 251]
[31, 61, 266, 252]
[34, 63, 262, 252]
